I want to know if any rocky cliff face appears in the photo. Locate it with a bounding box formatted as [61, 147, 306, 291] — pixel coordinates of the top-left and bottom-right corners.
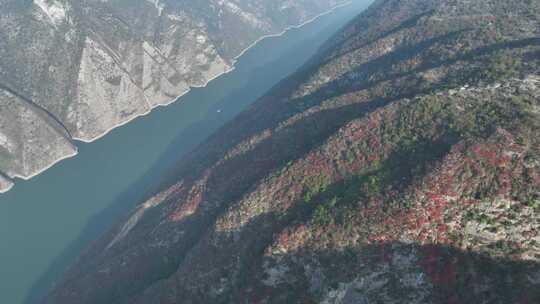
[46, 0, 540, 303]
[0, 0, 345, 192]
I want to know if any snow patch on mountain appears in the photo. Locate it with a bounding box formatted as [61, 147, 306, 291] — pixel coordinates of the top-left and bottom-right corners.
[34, 0, 67, 25]
[147, 0, 165, 16]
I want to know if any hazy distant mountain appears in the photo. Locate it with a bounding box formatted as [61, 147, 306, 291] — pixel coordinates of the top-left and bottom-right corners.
[0, 0, 345, 193]
[46, 0, 540, 303]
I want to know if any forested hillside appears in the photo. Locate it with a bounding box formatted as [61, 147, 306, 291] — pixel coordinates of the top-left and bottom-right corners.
[46, 0, 540, 303]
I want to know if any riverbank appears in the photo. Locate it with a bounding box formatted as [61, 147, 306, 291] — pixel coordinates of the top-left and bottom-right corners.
[74, 0, 352, 143]
[0, 173, 14, 193]
[0, 1, 353, 195]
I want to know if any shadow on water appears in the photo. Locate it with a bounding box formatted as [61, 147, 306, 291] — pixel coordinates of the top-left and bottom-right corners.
[24, 2, 373, 303]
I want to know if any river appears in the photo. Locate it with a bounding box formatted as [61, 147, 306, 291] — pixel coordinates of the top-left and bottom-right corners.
[0, 2, 371, 303]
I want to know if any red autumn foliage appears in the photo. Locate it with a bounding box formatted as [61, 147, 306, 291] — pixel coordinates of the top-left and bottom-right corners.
[170, 191, 203, 221]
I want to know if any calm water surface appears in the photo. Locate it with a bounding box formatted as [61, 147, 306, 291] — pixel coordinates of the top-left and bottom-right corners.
[0, 2, 371, 303]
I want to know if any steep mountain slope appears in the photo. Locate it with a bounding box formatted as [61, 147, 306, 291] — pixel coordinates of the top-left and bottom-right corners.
[0, 0, 345, 192]
[46, 0, 540, 303]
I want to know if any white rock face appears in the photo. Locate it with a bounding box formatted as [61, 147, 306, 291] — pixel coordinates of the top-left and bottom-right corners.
[146, 0, 164, 16]
[218, 0, 272, 31]
[34, 0, 67, 25]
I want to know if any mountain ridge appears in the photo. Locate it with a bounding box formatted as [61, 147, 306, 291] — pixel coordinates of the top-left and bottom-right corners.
[45, 0, 540, 303]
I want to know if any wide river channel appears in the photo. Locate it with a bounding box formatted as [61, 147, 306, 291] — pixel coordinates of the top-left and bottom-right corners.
[0, 2, 371, 303]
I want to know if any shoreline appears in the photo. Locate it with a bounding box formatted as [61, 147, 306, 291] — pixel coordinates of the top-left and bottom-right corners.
[230, 1, 352, 63]
[0, 184, 13, 193]
[0, 174, 14, 194]
[2, 1, 352, 193]
[7, 149, 79, 184]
